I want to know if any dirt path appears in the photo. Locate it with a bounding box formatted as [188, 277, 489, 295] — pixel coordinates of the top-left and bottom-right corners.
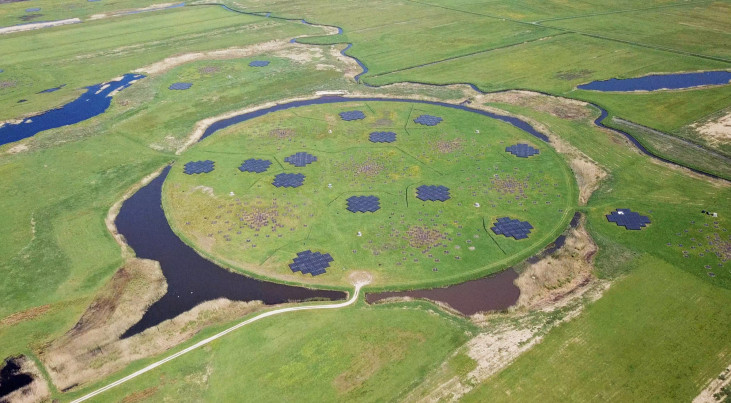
[70, 281, 367, 403]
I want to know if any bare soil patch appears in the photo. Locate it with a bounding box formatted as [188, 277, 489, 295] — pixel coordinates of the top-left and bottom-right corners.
[691, 111, 731, 147]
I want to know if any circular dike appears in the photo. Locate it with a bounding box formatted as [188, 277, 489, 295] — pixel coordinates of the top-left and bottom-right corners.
[163, 101, 576, 289]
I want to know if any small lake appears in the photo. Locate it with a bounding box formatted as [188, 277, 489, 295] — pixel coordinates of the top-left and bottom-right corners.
[0, 73, 143, 146]
[366, 269, 520, 315]
[578, 71, 731, 92]
[116, 166, 346, 338]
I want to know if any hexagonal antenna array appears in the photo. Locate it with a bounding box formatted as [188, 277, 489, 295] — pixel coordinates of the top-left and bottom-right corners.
[169, 82, 193, 90]
[505, 143, 540, 158]
[289, 250, 334, 276]
[238, 158, 272, 173]
[414, 114, 443, 126]
[346, 196, 380, 213]
[491, 217, 534, 240]
[272, 173, 305, 188]
[369, 131, 396, 143]
[339, 110, 366, 121]
[183, 160, 215, 175]
[416, 185, 450, 202]
[249, 60, 270, 67]
[284, 152, 318, 167]
[606, 208, 651, 230]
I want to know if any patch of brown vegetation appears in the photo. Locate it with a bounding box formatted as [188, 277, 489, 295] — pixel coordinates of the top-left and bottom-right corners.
[0, 304, 52, 327]
[554, 69, 593, 81]
[515, 214, 597, 309]
[198, 66, 220, 74]
[241, 204, 279, 231]
[0, 81, 16, 89]
[121, 386, 159, 403]
[404, 226, 446, 250]
[40, 257, 265, 391]
[269, 128, 295, 139]
[430, 138, 464, 154]
[478, 90, 592, 121]
[40, 258, 166, 391]
[353, 160, 383, 177]
[0, 356, 50, 403]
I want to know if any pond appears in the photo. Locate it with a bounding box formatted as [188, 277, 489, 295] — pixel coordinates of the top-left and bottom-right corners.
[0, 73, 143, 146]
[577, 71, 731, 92]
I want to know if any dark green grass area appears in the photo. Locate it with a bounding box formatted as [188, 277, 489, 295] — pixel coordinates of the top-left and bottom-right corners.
[64, 302, 473, 403]
[0, 5, 321, 121]
[463, 255, 731, 402]
[163, 101, 577, 288]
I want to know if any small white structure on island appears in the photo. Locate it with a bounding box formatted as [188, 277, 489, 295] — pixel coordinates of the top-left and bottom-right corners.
[474, 202, 480, 207]
[357, 231, 362, 237]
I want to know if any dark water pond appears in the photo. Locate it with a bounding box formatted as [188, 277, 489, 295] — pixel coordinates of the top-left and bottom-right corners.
[366, 269, 520, 315]
[578, 71, 731, 92]
[0, 73, 143, 146]
[0, 357, 33, 399]
[116, 166, 345, 338]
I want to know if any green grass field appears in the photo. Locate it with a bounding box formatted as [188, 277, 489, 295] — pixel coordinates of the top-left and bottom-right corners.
[163, 101, 576, 288]
[61, 302, 473, 402]
[0, 1, 729, 401]
[464, 256, 731, 402]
